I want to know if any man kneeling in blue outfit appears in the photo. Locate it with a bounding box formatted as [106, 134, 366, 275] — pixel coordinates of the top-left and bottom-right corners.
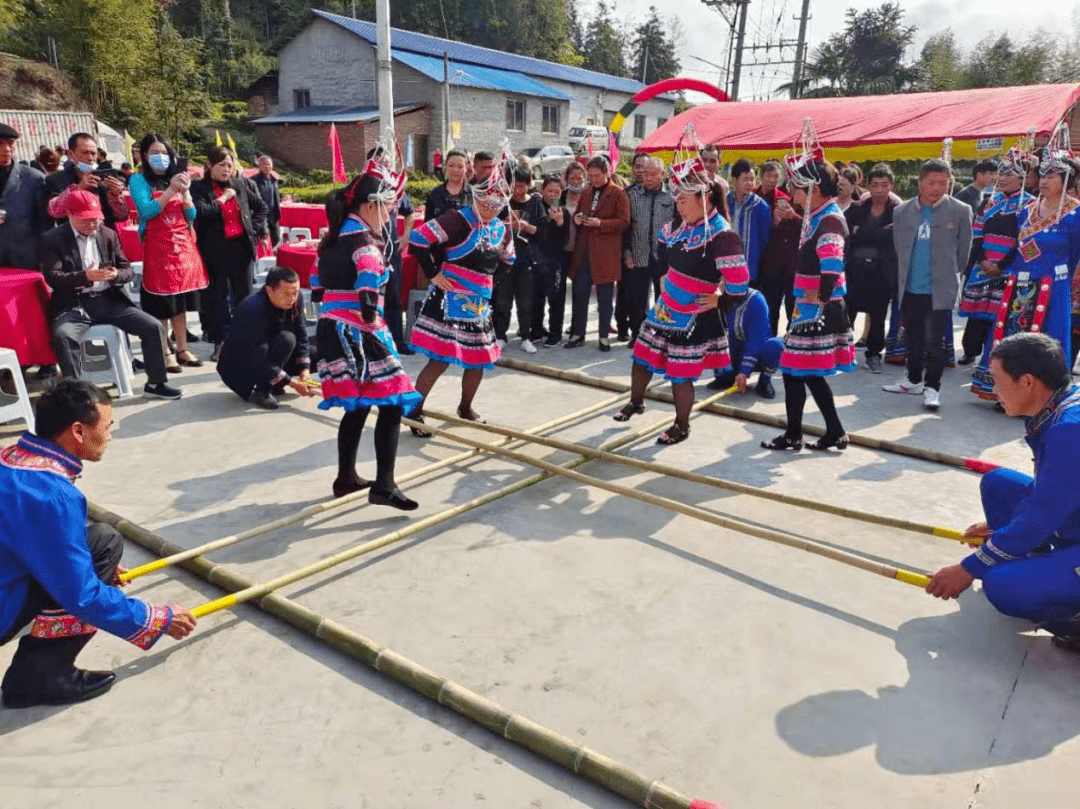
[707, 287, 780, 398]
[927, 332, 1080, 649]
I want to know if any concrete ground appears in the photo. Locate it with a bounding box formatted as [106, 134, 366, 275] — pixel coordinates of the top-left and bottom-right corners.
[0, 309, 1075, 809]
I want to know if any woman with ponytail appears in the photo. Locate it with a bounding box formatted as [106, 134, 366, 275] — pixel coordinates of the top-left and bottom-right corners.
[312, 161, 422, 510]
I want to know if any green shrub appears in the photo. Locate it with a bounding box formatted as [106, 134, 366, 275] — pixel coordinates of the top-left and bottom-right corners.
[280, 175, 443, 208]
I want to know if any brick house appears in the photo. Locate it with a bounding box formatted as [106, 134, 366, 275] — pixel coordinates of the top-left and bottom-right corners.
[250, 8, 675, 171]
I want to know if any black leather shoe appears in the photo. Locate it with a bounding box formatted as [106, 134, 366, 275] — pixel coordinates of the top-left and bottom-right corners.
[565, 336, 584, 349]
[397, 345, 416, 356]
[210, 342, 222, 363]
[250, 392, 280, 410]
[1, 635, 116, 709]
[332, 474, 372, 498]
[755, 377, 776, 399]
[368, 485, 418, 511]
[2, 669, 116, 708]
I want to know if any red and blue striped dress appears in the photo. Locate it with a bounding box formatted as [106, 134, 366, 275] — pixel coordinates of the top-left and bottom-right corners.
[313, 216, 422, 412]
[959, 189, 1031, 320]
[632, 210, 750, 383]
[779, 201, 857, 376]
[408, 207, 514, 370]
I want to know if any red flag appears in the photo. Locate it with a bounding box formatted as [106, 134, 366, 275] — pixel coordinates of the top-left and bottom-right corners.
[608, 132, 620, 168]
[328, 123, 347, 183]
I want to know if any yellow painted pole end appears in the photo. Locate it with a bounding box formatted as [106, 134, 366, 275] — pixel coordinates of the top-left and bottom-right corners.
[119, 557, 169, 582]
[895, 569, 932, 588]
[191, 594, 240, 618]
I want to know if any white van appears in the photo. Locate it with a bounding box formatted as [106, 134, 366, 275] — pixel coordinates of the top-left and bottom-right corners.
[568, 125, 608, 156]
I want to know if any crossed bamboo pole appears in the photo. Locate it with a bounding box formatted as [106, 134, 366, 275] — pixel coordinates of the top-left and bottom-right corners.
[88, 504, 718, 809]
[120, 384, 655, 583]
[181, 385, 739, 619]
[422, 408, 975, 545]
[497, 355, 1006, 475]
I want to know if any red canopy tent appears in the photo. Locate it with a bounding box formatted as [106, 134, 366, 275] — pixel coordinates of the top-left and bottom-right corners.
[639, 84, 1080, 163]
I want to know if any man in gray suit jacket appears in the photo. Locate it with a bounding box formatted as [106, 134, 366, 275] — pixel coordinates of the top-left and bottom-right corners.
[0, 123, 47, 270]
[886, 158, 973, 410]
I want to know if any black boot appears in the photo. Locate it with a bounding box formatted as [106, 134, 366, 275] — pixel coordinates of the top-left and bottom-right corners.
[1, 634, 116, 709]
[368, 484, 418, 511]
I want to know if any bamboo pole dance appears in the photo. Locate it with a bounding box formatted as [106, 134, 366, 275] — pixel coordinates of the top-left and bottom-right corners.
[179, 384, 740, 618]
[423, 408, 975, 545]
[400, 418, 933, 590]
[497, 355, 1006, 475]
[89, 504, 721, 809]
[120, 385, 648, 583]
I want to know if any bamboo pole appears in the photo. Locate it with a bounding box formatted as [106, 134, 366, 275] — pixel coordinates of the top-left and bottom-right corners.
[424, 409, 973, 545]
[88, 505, 717, 809]
[401, 419, 932, 590]
[497, 356, 1005, 475]
[120, 386, 645, 583]
[183, 385, 738, 619]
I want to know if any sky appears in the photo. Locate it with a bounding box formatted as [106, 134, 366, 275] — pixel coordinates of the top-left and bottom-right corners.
[596, 0, 1068, 100]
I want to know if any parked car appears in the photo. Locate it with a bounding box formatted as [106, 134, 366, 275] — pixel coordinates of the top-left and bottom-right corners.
[519, 145, 576, 181]
[568, 125, 609, 156]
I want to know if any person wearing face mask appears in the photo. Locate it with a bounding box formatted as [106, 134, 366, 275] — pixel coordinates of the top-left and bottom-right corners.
[191, 146, 269, 359]
[45, 133, 128, 229]
[128, 133, 207, 373]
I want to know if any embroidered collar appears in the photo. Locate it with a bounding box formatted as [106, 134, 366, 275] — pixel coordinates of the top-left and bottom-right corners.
[1026, 384, 1078, 436]
[340, 215, 370, 235]
[0, 432, 83, 481]
[1019, 196, 1080, 243]
[664, 210, 728, 249]
[800, 200, 843, 247]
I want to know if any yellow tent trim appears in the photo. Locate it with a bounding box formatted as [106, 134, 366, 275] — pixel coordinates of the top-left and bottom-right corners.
[644, 137, 1019, 164]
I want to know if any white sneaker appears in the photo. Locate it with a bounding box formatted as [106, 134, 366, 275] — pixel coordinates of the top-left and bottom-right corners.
[496, 338, 507, 350]
[883, 380, 924, 394]
[923, 388, 940, 409]
[521, 339, 537, 354]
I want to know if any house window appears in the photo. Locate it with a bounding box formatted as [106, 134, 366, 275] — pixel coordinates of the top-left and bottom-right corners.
[294, 88, 311, 110]
[268, 86, 279, 106]
[542, 104, 559, 135]
[506, 98, 526, 132]
[633, 114, 646, 139]
[657, 117, 668, 128]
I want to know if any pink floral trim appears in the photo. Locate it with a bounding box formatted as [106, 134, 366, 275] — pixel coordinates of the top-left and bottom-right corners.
[0, 445, 79, 481]
[30, 611, 97, 639]
[127, 604, 173, 650]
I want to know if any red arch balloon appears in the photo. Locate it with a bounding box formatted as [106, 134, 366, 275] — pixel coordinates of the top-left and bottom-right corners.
[609, 78, 729, 142]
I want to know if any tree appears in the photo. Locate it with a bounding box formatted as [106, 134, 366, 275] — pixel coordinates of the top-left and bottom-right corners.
[915, 31, 963, 91]
[628, 6, 681, 84]
[778, 2, 918, 97]
[582, 2, 626, 77]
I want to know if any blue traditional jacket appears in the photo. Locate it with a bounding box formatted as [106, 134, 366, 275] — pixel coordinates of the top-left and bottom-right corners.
[0, 433, 171, 648]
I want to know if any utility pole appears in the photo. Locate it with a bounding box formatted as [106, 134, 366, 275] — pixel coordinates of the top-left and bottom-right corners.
[443, 53, 451, 150]
[375, 0, 394, 141]
[702, 0, 749, 101]
[790, 0, 812, 99]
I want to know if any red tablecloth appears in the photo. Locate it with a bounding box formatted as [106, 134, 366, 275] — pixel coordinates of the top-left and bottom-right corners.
[0, 268, 57, 366]
[117, 222, 143, 263]
[279, 203, 327, 235]
[273, 243, 420, 307]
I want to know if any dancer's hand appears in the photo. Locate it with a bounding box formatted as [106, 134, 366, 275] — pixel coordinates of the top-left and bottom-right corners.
[432, 272, 454, 292]
[963, 521, 990, 548]
[288, 378, 316, 397]
[803, 288, 820, 304]
[926, 564, 974, 600]
[735, 373, 748, 394]
[695, 291, 719, 310]
[165, 607, 197, 639]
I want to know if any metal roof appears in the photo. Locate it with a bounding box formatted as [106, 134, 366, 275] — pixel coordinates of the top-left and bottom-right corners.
[252, 103, 425, 125]
[311, 9, 667, 98]
[392, 50, 571, 101]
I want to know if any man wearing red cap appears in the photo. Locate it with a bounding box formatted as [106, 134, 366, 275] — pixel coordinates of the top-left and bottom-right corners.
[38, 189, 182, 400]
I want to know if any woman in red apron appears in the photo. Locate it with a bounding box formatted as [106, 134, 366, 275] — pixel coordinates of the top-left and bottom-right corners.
[128, 134, 208, 371]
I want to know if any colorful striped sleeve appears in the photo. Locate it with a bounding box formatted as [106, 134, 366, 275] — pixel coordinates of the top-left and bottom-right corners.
[816, 224, 846, 299]
[713, 231, 750, 296]
[353, 244, 385, 298]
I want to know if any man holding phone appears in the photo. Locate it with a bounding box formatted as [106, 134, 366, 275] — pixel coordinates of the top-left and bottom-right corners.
[45, 132, 129, 228]
[39, 190, 181, 401]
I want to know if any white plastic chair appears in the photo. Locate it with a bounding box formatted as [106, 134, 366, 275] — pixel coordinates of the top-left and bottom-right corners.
[254, 256, 276, 287]
[278, 227, 293, 243]
[404, 288, 428, 341]
[290, 227, 313, 243]
[126, 261, 143, 303]
[0, 348, 35, 432]
[79, 325, 135, 400]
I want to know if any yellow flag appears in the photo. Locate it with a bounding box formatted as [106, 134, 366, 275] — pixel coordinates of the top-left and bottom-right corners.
[215, 130, 222, 147]
[226, 132, 236, 152]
